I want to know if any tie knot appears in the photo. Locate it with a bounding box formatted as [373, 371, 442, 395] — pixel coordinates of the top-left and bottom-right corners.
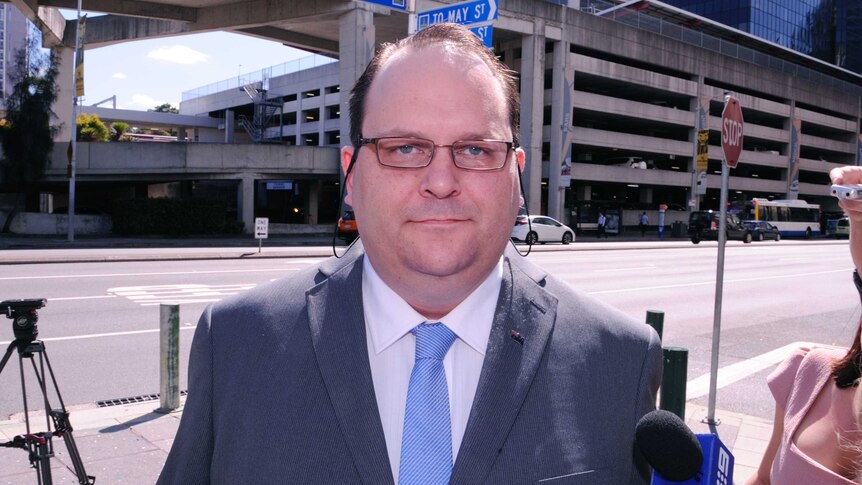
[412, 323, 456, 360]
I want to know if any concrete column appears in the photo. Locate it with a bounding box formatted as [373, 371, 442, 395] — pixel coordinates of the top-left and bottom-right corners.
[548, 34, 571, 223]
[53, 46, 75, 143]
[519, 21, 545, 216]
[224, 109, 235, 143]
[338, 7, 375, 150]
[689, 75, 706, 212]
[238, 174, 255, 234]
[784, 100, 797, 199]
[307, 180, 322, 224]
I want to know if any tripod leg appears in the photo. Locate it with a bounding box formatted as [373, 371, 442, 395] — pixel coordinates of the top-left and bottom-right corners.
[0, 341, 16, 375]
[52, 411, 95, 484]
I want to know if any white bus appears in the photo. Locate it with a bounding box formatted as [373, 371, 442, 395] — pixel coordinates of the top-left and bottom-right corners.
[729, 198, 821, 237]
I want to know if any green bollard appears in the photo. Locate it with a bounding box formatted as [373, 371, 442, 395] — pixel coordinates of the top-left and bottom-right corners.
[660, 347, 688, 420]
[646, 310, 664, 341]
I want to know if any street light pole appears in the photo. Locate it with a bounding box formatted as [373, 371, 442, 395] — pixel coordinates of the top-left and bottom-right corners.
[67, 0, 83, 242]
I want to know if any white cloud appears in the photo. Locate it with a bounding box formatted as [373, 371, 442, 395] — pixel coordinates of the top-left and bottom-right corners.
[147, 45, 209, 64]
[128, 94, 164, 108]
[112, 72, 127, 79]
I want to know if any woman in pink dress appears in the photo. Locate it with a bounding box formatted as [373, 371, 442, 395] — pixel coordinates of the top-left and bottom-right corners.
[745, 166, 862, 484]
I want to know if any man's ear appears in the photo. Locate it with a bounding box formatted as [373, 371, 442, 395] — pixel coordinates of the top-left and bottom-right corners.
[341, 146, 355, 206]
[515, 147, 526, 173]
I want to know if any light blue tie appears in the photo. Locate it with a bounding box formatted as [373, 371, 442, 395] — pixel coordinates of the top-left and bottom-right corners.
[399, 322, 457, 485]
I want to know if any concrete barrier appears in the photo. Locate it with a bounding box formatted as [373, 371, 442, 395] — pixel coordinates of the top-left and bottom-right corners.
[3, 211, 112, 235]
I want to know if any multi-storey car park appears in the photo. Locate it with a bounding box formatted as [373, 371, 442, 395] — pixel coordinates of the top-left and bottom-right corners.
[6, 0, 861, 236]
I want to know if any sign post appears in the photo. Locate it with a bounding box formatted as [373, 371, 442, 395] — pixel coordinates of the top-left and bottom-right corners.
[706, 94, 744, 425]
[254, 217, 269, 253]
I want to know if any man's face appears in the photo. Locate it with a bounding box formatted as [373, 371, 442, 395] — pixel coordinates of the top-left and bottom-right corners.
[341, 45, 525, 293]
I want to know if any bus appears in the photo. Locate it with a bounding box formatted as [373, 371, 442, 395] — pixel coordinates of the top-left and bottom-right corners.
[729, 198, 821, 237]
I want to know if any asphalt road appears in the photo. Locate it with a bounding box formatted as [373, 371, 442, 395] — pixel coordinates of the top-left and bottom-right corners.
[0, 240, 855, 423]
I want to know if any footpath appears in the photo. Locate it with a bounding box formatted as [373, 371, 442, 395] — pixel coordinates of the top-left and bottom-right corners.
[0, 232, 827, 483]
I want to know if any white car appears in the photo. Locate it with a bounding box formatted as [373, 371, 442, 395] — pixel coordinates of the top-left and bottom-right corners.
[511, 215, 575, 245]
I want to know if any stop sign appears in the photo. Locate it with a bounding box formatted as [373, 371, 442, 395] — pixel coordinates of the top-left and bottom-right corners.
[721, 96, 744, 168]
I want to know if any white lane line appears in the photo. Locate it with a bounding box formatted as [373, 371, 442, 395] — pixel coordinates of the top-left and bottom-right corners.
[0, 268, 300, 281]
[0, 325, 198, 345]
[49, 295, 118, 301]
[593, 266, 655, 273]
[685, 341, 825, 400]
[587, 268, 849, 295]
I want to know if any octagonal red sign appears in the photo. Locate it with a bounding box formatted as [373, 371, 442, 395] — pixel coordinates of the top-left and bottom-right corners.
[721, 97, 744, 168]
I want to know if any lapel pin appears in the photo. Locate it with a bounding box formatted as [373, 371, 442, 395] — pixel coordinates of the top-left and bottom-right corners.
[510, 330, 525, 345]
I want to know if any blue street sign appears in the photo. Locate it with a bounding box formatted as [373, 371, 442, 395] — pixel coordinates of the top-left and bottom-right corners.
[361, 0, 407, 11]
[417, 0, 497, 29]
[469, 24, 493, 48]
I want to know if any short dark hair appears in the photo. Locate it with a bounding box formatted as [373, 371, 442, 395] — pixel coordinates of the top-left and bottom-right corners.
[348, 22, 520, 148]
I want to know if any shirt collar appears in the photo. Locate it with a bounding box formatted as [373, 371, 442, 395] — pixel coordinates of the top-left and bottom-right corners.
[362, 255, 503, 357]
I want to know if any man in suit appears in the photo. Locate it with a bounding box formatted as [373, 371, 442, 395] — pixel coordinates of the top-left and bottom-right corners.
[158, 23, 661, 484]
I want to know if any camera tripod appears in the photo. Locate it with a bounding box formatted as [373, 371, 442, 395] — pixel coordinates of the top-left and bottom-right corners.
[0, 300, 95, 484]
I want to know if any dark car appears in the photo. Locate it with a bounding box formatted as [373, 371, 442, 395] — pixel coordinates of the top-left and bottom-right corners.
[688, 211, 752, 244]
[742, 220, 781, 241]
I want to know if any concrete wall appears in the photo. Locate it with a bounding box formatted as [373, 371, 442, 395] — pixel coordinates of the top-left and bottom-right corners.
[45, 142, 341, 179]
[3, 210, 112, 235]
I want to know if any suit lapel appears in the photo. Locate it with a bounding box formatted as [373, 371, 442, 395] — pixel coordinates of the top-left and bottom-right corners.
[450, 249, 558, 483]
[307, 247, 395, 485]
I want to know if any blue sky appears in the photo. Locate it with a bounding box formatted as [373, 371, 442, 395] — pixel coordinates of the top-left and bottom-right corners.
[63, 11, 322, 111]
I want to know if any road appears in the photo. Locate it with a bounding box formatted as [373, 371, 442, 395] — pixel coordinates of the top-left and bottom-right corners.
[0, 241, 855, 423]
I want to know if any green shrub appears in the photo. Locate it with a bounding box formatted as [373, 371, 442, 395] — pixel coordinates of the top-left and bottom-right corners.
[112, 198, 242, 235]
[110, 121, 129, 141]
[77, 113, 109, 141]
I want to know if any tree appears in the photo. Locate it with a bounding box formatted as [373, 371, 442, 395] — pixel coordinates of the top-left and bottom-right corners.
[152, 103, 179, 114]
[0, 40, 60, 224]
[76, 113, 109, 141]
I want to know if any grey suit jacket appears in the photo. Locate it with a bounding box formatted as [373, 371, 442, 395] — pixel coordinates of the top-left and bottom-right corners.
[158, 244, 662, 484]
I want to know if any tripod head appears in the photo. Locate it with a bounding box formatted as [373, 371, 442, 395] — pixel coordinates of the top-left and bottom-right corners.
[1, 298, 46, 343]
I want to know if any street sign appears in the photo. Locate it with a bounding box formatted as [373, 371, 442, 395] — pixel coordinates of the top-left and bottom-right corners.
[254, 217, 269, 239]
[469, 23, 493, 48]
[721, 96, 744, 168]
[360, 0, 407, 11]
[417, 0, 497, 30]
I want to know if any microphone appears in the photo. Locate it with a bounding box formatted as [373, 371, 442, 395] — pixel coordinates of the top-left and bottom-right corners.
[635, 410, 734, 484]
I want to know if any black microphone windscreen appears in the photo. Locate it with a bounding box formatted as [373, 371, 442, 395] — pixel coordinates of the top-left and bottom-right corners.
[635, 409, 704, 481]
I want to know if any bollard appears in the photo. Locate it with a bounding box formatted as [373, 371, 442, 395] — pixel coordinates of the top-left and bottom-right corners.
[157, 303, 180, 413]
[645, 310, 664, 341]
[660, 347, 688, 420]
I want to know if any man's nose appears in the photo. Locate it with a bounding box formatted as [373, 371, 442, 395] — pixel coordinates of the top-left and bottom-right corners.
[419, 146, 461, 198]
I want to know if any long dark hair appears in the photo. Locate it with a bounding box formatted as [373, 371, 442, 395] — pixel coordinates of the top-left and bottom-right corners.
[833, 322, 862, 388]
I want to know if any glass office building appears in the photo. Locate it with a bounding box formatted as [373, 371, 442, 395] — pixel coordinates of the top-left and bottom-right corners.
[664, 0, 861, 74]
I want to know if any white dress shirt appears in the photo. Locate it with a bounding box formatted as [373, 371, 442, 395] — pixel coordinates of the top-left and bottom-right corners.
[362, 255, 502, 482]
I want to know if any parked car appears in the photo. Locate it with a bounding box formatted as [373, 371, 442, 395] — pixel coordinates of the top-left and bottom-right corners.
[835, 217, 850, 238]
[742, 220, 781, 241]
[337, 210, 358, 242]
[511, 215, 575, 245]
[688, 211, 752, 244]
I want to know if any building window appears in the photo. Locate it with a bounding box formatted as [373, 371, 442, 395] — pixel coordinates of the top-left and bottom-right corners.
[303, 89, 320, 98]
[325, 85, 340, 94]
[325, 131, 340, 145]
[326, 105, 340, 120]
[303, 108, 320, 122]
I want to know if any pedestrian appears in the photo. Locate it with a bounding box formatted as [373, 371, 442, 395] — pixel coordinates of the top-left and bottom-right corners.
[639, 211, 649, 237]
[744, 165, 862, 485]
[158, 23, 661, 485]
[597, 211, 608, 239]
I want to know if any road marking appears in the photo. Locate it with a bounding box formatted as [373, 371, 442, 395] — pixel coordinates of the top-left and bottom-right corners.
[685, 341, 827, 400]
[49, 295, 118, 301]
[0, 267, 301, 281]
[587, 268, 849, 295]
[593, 266, 655, 273]
[108, 283, 256, 306]
[0, 325, 198, 345]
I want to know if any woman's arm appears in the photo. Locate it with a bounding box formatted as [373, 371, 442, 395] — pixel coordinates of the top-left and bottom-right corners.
[743, 405, 785, 485]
